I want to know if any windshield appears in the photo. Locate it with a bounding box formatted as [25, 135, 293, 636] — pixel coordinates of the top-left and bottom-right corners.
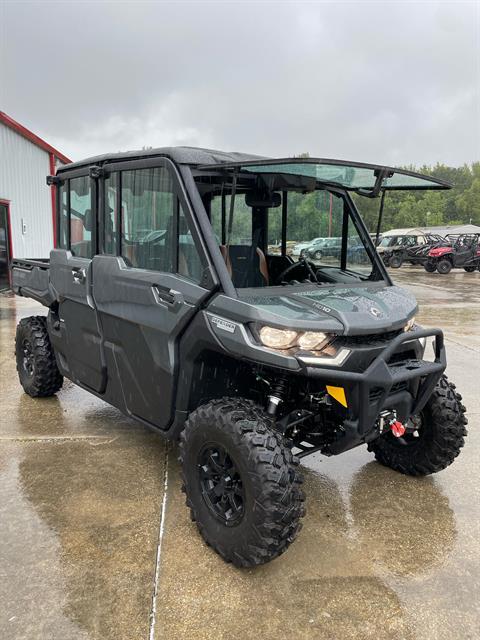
[274, 192, 372, 276]
[379, 236, 397, 247]
[197, 169, 383, 290]
[198, 158, 451, 192]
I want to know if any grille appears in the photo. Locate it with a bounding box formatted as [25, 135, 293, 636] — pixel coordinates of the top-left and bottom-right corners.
[335, 329, 402, 348]
[369, 381, 408, 402]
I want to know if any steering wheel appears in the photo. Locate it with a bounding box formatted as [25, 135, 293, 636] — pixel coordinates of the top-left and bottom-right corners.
[275, 258, 319, 285]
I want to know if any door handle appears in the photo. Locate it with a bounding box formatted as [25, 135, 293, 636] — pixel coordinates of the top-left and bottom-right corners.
[72, 268, 86, 284]
[152, 285, 184, 309]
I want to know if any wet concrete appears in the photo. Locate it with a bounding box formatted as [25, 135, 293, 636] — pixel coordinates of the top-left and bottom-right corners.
[0, 271, 479, 640]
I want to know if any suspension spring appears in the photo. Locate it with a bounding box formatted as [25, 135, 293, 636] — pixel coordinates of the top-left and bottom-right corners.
[267, 376, 288, 416]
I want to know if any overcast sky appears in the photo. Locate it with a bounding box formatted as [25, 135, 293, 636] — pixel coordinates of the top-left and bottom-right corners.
[1, 1, 479, 166]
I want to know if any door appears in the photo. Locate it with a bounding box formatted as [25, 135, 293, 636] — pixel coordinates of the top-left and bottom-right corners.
[92, 161, 212, 429]
[0, 203, 11, 290]
[454, 238, 475, 266]
[49, 175, 105, 392]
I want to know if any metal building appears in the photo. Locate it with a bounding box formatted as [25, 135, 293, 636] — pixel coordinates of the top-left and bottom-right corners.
[383, 224, 480, 238]
[0, 111, 71, 288]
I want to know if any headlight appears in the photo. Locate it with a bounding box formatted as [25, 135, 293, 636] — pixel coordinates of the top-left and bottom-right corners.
[404, 316, 416, 332]
[259, 326, 332, 351]
[297, 331, 328, 350]
[259, 326, 299, 349]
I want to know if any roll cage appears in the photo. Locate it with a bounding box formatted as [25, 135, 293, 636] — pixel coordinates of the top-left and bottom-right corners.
[50, 151, 451, 299]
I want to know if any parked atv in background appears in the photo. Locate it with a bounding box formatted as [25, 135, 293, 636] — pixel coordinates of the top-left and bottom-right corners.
[378, 234, 427, 267]
[385, 234, 446, 269]
[426, 234, 480, 274]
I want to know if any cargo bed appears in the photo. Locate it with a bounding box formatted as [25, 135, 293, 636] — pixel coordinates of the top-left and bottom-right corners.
[12, 258, 54, 307]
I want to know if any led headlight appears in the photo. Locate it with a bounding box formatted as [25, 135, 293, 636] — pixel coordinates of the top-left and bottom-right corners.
[259, 326, 332, 352]
[404, 316, 416, 332]
[297, 331, 328, 350]
[259, 326, 299, 349]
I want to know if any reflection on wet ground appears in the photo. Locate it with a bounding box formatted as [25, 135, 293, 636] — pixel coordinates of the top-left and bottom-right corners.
[1, 272, 479, 639]
[391, 267, 480, 348]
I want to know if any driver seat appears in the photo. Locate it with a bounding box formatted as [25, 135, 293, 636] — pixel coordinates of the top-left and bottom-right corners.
[219, 245, 269, 287]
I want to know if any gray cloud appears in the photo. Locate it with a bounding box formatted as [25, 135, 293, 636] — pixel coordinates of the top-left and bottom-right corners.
[1, 0, 479, 165]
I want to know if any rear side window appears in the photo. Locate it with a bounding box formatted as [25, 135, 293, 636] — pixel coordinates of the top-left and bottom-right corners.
[58, 175, 93, 258]
[118, 166, 204, 282]
[69, 176, 93, 258]
[59, 182, 68, 248]
[104, 172, 118, 255]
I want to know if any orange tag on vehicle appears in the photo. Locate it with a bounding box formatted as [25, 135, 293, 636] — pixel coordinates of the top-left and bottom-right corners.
[326, 385, 348, 408]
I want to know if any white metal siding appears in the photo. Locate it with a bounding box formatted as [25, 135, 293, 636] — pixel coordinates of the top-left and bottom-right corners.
[0, 122, 54, 258]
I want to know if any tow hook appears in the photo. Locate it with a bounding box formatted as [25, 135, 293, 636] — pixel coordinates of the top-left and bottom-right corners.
[378, 410, 406, 437]
[389, 420, 406, 438]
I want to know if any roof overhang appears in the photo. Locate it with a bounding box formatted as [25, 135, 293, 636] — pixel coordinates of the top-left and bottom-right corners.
[196, 157, 452, 195]
[0, 111, 71, 164]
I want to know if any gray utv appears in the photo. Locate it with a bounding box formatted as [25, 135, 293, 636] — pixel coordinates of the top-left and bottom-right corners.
[12, 149, 467, 567]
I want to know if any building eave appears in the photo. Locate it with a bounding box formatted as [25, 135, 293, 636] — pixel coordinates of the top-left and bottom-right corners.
[0, 111, 71, 165]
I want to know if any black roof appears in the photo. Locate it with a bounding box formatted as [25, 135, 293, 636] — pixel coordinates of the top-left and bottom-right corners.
[56, 146, 450, 192]
[57, 146, 267, 173]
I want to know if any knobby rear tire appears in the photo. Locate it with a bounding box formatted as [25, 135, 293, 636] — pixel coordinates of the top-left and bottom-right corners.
[179, 398, 305, 567]
[15, 316, 63, 397]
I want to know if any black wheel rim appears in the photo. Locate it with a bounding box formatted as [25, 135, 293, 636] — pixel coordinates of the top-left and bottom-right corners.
[22, 339, 34, 377]
[198, 444, 245, 526]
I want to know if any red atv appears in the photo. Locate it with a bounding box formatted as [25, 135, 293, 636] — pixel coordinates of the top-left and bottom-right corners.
[426, 234, 480, 274]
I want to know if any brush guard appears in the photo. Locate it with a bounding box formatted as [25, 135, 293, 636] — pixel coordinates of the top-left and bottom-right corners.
[304, 328, 446, 454]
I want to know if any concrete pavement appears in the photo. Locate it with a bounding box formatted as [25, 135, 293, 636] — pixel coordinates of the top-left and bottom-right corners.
[1, 268, 479, 640]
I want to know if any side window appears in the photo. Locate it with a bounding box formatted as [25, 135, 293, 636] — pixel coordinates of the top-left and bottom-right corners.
[58, 182, 68, 248]
[120, 166, 204, 281]
[69, 176, 93, 258]
[104, 172, 118, 255]
[178, 208, 203, 282]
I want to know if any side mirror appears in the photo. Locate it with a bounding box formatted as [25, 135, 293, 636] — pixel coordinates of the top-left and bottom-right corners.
[83, 209, 93, 231]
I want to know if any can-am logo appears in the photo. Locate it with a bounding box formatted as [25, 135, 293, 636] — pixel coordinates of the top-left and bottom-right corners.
[370, 307, 381, 317]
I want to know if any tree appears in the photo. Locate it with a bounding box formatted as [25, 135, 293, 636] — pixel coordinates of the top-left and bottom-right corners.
[455, 163, 480, 225]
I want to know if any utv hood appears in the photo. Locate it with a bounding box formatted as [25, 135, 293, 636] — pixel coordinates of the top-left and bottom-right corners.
[287, 285, 417, 334]
[209, 283, 418, 336]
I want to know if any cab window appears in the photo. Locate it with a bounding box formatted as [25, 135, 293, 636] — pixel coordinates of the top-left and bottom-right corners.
[114, 166, 204, 282]
[104, 172, 118, 256]
[58, 176, 93, 258]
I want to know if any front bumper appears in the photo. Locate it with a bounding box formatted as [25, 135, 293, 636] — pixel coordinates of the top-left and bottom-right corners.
[303, 328, 446, 453]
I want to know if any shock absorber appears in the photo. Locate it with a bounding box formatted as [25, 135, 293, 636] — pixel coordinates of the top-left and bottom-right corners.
[267, 377, 288, 416]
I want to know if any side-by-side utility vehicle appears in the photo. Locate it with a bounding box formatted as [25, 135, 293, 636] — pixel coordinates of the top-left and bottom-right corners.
[12, 149, 467, 567]
[382, 234, 446, 269]
[425, 233, 480, 274]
